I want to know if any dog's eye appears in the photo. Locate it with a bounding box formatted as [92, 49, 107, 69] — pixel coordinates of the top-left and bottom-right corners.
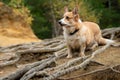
[66, 16, 69, 19]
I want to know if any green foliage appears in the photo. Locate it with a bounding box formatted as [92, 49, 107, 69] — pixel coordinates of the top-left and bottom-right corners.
[8, 0, 33, 25]
[84, 0, 120, 28]
[1, 0, 120, 39]
[24, 0, 52, 39]
[51, 0, 100, 22]
[0, 0, 10, 4]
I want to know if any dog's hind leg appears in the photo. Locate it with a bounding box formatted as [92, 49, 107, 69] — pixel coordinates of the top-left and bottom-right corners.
[90, 41, 98, 50]
[86, 40, 98, 51]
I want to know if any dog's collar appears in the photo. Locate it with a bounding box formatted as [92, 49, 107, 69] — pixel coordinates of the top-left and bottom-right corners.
[69, 29, 79, 35]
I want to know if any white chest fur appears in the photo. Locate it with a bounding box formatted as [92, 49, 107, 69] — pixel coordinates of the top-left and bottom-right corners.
[63, 27, 87, 49]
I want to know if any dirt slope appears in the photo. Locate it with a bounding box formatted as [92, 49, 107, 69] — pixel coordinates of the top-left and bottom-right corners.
[0, 2, 40, 47]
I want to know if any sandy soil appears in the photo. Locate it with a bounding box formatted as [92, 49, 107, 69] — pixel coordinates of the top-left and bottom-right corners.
[0, 35, 40, 47]
[0, 2, 40, 47]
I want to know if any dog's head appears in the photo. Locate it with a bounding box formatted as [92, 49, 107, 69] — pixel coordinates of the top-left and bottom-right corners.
[58, 7, 80, 28]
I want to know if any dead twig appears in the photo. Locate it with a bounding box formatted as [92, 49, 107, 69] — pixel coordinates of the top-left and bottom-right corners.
[110, 67, 120, 74]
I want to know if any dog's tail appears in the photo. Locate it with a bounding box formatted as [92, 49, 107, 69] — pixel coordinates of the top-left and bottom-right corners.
[98, 37, 115, 45]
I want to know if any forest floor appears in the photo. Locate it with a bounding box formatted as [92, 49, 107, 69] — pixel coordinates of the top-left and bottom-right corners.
[0, 41, 120, 80]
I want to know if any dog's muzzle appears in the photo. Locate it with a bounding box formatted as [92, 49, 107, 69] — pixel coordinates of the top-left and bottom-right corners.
[58, 20, 62, 26]
[58, 20, 66, 26]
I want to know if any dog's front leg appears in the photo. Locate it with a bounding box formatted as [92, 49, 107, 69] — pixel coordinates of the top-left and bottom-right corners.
[79, 43, 86, 57]
[67, 45, 73, 58]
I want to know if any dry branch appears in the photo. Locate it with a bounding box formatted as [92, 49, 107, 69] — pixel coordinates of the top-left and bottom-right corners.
[110, 67, 120, 74]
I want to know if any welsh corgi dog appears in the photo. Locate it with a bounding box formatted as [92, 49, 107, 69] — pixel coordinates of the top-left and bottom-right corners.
[58, 7, 114, 58]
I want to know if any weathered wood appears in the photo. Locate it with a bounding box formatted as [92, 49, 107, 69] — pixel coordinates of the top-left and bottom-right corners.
[20, 53, 67, 80]
[0, 56, 54, 80]
[59, 65, 120, 80]
[0, 55, 20, 67]
[102, 27, 120, 37]
[43, 40, 113, 80]
[0, 37, 65, 67]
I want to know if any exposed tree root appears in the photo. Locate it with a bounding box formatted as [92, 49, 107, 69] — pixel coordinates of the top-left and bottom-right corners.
[0, 54, 20, 67]
[1, 55, 55, 80]
[20, 53, 67, 80]
[102, 27, 120, 38]
[0, 37, 65, 67]
[59, 65, 120, 80]
[43, 41, 113, 80]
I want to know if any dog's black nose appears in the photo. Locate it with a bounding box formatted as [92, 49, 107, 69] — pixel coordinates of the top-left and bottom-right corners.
[58, 20, 61, 25]
[58, 20, 65, 26]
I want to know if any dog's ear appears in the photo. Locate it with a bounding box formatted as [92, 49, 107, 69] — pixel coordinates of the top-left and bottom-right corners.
[73, 7, 79, 21]
[72, 7, 78, 15]
[74, 14, 79, 21]
[64, 6, 68, 13]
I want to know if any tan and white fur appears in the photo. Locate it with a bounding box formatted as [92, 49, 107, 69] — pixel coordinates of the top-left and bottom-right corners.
[58, 7, 114, 58]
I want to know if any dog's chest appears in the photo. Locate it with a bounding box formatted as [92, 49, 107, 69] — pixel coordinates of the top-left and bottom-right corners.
[68, 36, 79, 47]
[63, 27, 87, 48]
[64, 33, 85, 49]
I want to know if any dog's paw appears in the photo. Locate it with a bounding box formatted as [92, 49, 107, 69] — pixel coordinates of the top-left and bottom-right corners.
[67, 55, 73, 58]
[79, 53, 85, 58]
[54, 52, 59, 57]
